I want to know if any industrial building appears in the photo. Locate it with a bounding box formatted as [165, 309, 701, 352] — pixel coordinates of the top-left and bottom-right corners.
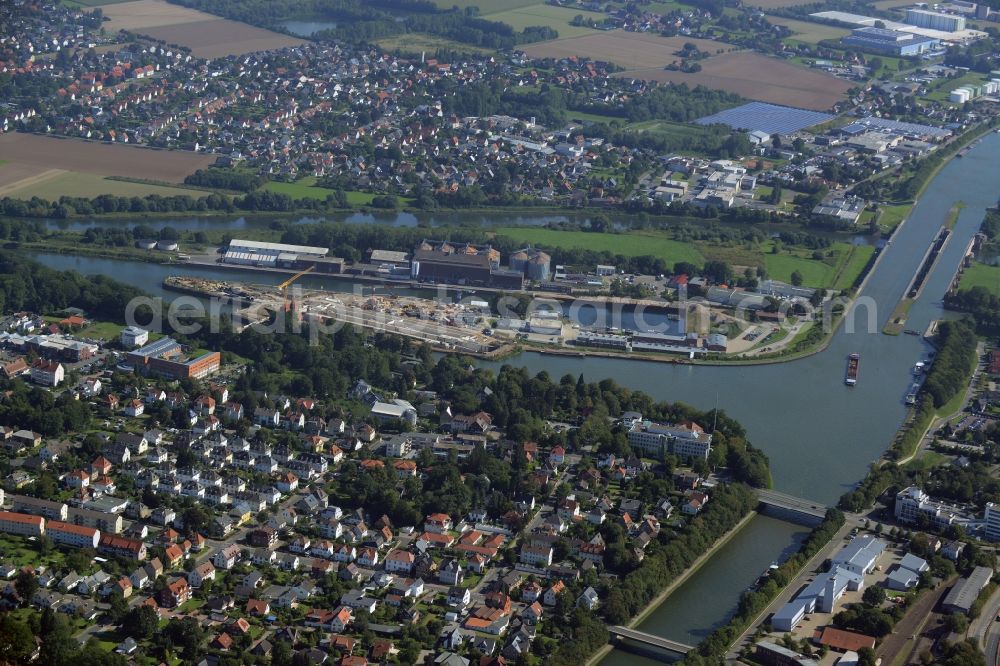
[771, 536, 884, 632]
[905, 8, 966, 31]
[410, 240, 522, 289]
[126, 337, 221, 380]
[508, 248, 552, 281]
[841, 27, 940, 55]
[943, 566, 993, 614]
[223, 239, 329, 267]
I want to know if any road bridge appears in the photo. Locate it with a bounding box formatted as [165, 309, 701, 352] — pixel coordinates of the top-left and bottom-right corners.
[608, 626, 694, 655]
[755, 489, 829, 524]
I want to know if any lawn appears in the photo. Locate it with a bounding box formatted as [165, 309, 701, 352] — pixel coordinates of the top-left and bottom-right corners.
[78, 321, 125, 341]
[6, 171, 208, 200]
[432, 0, 538, 10]
[494, 227, 705, 265]
[762, 241, 874, 290]
[263, 178, 412, 207]
[877, 204, 911, 230]
[904, 450, 949, 472]
[959, 261, 1000, 297]
[485, 4, 604, 39]
[767, 16, 850, 44]
[375, 33, 494, 55]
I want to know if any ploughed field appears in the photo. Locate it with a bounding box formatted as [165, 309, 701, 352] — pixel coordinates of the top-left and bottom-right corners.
[100, 0, 305, 58]
[0, 133, 214, 199]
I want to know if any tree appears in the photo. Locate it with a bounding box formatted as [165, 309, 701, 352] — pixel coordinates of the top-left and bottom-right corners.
[862, 585, 886, 607]
[790, 270, 803, 287]
[15, 570, 38, 606]
[123, 605, 159, 639]
[858, 646, 877, 666]
[0, 614, 35, 662]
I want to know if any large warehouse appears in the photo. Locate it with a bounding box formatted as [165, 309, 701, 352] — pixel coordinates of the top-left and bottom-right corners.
[223, 239, 329, 267]
[841, 27, 940, 55]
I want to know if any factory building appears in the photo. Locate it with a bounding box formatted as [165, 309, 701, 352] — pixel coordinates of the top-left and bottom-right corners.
[904, 8, 966, 31]
[411, 240, 522, 288]
[841, 27, 940, 55]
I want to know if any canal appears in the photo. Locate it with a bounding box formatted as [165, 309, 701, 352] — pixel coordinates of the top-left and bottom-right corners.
[25, 132, 1000, 656]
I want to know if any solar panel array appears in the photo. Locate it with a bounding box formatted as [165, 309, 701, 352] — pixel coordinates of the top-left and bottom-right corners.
[842, 116, 951, 138]
[694, 102, 835, 135]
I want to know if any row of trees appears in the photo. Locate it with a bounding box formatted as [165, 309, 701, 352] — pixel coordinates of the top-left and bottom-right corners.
[922, 319, 978, 409]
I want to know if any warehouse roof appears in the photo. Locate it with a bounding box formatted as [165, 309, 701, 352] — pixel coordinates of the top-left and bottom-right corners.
[227, 239, 328, 256]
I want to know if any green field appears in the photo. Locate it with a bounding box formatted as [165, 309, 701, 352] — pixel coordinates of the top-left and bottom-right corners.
[263, 177, 413, 207]
[959, 261, 1000, 296]
[877, 204, 911, 230]
[7, 172, 208, 200]
[62, 0, 133, 6]
[432, 0, 538, 10]
[767, 16, 850, 44]
[762, 241, 874, 289]
[375, 33, 494, 55]
[495, 227, 705, 265]
[484, 4, 603, 39]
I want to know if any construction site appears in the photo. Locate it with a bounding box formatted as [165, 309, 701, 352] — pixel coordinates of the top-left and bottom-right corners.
[162, 273, 507, 356]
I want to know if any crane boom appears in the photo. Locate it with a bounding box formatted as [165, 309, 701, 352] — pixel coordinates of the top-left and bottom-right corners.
[277, 265, 314, 291]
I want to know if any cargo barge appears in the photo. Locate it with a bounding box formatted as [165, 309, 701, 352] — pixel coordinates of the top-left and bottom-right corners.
[845, 353, 860, 386]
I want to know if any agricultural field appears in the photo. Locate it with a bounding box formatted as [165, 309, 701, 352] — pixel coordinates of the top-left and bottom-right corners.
[766, 16, 851, 44]
[3, 172, 208, 200]
[615, 51, 853, 111]
[522, 31, 725, 69]
[959, 261, 1000, 297]
[494, 227, 706, 265]
[0, 133, 214, 198]
[100, 0, 304, 58]
[484, 4, 605, 39]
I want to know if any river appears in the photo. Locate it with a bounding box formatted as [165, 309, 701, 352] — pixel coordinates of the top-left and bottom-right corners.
[25, 132, 1000, 657]
[38, 210, 582, 233]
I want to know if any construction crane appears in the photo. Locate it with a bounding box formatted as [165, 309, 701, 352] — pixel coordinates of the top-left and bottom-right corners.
[277, 265, 314, 312]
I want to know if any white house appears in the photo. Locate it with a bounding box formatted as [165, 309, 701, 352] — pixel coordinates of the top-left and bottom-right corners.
[121, 327, 149, 348]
